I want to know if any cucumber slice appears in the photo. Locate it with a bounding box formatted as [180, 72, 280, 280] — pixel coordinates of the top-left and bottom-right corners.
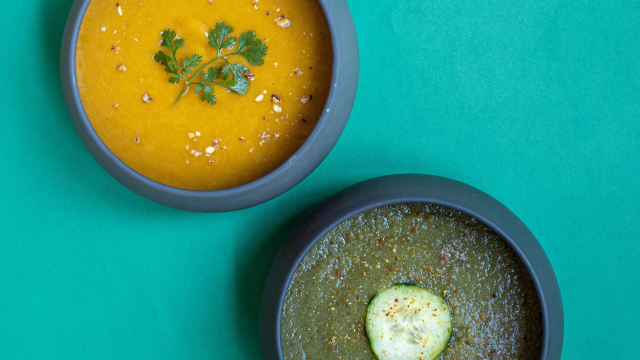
[366, 285, 452, 360]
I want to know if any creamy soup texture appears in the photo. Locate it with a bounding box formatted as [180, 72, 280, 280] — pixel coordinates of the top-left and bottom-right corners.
[77, 0, 332, 190]
[282, 204, 543, 359]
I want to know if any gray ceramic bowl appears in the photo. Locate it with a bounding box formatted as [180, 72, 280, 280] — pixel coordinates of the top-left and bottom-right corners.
[261, 174, 563, 359]
[60, 0, 359, 212]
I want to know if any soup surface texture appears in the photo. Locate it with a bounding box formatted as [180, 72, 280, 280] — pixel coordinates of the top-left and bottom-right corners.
[281, 204, 542, 359]
[77, 0, 332, 190]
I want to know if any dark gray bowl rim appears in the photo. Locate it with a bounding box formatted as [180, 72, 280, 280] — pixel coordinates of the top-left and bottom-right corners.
[260, 174, 564, 359]
[60, 0, 359, 212]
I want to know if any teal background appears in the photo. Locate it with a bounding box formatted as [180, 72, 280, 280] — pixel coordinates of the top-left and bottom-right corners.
[1, 0, 638, 358]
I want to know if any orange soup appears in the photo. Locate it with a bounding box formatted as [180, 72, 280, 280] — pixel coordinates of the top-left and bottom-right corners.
[76, 0, 332, 190]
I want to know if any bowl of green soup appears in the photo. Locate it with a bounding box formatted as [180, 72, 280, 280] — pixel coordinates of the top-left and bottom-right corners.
[260, 174, 563, 360]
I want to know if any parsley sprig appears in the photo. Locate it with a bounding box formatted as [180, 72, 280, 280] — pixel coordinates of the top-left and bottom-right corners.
[153, 22, 267, 105]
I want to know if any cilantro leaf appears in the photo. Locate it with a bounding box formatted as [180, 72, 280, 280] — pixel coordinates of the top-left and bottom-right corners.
[221, 64, 231, 80]
[219, 63, 249, 95]
[183, 54, 203, 70]
[154, 23, 266, 106]
[201, 86, 217, 105]
[159, 29, 184, 59]
[160, 29, 177, 48]
[235, 31, 267, 66]
[208, 22, 236, 51]
[173, 38, 185, 52]
[203, 65, 223, 82]
[153, 51, 171, 67]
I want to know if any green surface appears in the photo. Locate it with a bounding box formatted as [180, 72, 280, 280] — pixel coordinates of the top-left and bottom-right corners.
[0, 0, 638, 358]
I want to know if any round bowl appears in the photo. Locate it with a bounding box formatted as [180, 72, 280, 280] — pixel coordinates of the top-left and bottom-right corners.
[260, 174, 563, 359]
[60, 0, 359, 212]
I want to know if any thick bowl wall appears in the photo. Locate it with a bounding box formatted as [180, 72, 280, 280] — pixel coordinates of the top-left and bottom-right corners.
[60, 0, 359, 212]
[260, 174, 563, 359]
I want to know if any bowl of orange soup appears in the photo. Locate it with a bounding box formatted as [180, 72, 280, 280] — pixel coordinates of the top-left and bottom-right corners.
[61, 0, 358, 212]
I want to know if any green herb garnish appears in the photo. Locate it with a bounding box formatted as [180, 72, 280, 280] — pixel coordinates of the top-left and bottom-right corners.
[153, 22, 267, 105]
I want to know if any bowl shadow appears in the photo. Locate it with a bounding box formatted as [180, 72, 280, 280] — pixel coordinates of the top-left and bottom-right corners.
[233, 201, 320, 358]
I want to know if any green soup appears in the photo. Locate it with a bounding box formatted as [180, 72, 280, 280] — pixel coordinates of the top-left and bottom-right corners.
[281, 204, 542, 359]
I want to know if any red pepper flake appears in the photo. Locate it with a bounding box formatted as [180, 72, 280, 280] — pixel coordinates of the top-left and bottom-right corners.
[394, 298, 399, 303]
[377, 238, 383, 244]
[412, 226, 417, 233]
[337, 269, 343, 277]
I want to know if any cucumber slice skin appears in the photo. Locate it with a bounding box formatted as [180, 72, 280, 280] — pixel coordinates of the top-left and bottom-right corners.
[366, 285, 452, 360]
